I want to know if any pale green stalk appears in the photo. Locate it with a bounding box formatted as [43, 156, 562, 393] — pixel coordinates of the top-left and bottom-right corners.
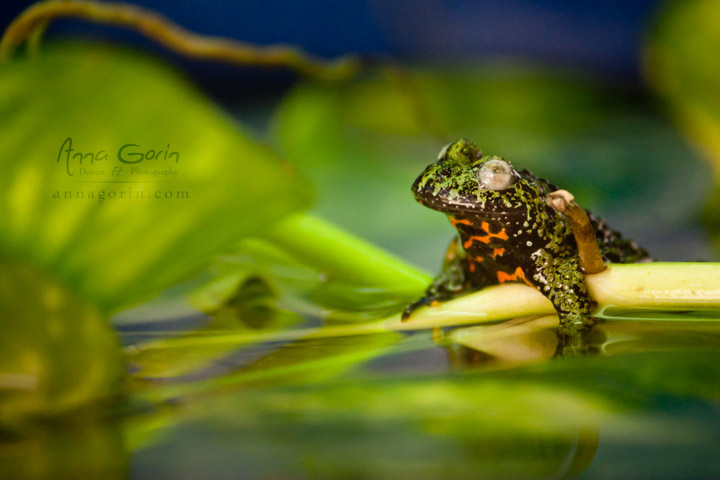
[262, 213, 431, 290]
[387, 262, 720, 330]
[127, 261, 720, 358]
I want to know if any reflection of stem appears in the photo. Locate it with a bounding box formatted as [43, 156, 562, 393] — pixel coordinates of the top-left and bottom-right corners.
[0, 0, 360, 81]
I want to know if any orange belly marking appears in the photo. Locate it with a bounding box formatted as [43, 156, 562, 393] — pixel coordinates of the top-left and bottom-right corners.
[480, 221, 509, 240]
[467, 255, 484, 272]
[463, 222, 509, 248]
[497, 266, 533, 287]
[449, 217, 472, 228]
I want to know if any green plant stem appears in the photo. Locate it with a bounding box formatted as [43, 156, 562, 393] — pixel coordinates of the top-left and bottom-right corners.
[0, 0, 360, 81]
[392, 262, 720, 329]
[127, 262, 720, 358]
[262, 215, 720, 328]
[262, 213, 431, 290]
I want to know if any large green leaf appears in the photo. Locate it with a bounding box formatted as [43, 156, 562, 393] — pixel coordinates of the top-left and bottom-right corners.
[0, 42, 310, 313]
[0, 41, 309, 422]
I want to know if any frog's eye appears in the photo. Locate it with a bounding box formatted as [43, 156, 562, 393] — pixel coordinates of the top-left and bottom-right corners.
[478, 159, 516, 190]
[437, 142, 452, 160]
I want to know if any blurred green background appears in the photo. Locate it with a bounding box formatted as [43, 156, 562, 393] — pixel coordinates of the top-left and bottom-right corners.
[2, 1, 720, 479]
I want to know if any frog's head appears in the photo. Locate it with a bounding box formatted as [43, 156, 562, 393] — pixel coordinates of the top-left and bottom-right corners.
[412, 139, 534, 216]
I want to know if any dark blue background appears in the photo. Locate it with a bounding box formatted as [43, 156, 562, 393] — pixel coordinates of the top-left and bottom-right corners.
[2, 0, 664, 92]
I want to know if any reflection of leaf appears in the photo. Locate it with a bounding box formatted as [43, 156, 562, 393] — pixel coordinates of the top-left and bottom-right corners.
[0, 259, 121, 424]
[0, 42, 310, 313]
[273, 66, 709, 268]
[127, 276, 303, 379]
[0, 412, 127, 479]
[129, 328, 403, 401]
[224, 331, 403, 387]
[205, 380, 602, 479]
[133, 349, 720, 479]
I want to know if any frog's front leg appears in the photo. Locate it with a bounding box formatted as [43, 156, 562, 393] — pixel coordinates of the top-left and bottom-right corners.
[402, 236, 471, 321]
[530, 251, 594, 335]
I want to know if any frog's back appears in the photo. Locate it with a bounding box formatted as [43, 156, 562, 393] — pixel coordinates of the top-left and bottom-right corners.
[589, 213, 652, 264]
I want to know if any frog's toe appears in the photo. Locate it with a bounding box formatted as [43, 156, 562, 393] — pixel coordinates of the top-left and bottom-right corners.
[401, 297, 432, 322]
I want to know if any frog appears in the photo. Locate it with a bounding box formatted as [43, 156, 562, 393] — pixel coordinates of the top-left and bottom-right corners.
[403, 139, 651, 334]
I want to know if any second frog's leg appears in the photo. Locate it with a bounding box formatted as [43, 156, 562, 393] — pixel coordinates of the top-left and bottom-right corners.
[402, 236, 469, 321]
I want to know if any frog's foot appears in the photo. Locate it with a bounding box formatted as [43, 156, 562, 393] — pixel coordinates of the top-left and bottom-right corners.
[401, 296, 442, 322]
[401, 297, 430, 322]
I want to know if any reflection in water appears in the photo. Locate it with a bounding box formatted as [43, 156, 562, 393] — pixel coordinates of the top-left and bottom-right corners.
[0, 412, 128, 480]
[119, 309, 720, 478]
[436, 318, 609, 475]
[7, 306, 719, 479]
[441, 313, 720, 369]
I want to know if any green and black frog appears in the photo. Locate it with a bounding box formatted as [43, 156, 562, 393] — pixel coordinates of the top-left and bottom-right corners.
[403, 139, 651, 334]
